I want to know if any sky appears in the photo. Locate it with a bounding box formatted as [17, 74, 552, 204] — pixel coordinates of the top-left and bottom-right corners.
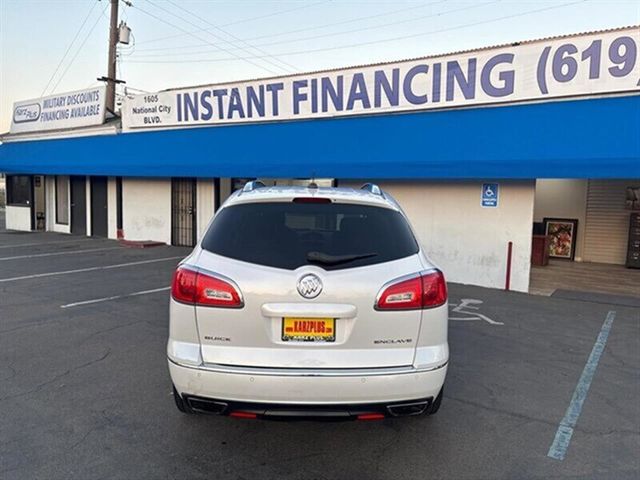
[0, 0, 638, 132]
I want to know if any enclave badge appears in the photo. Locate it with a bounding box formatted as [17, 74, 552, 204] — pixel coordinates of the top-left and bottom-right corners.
[297, 274, 323, 299]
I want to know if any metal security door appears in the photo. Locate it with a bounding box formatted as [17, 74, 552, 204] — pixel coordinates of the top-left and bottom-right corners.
[583, 179, 639, 265]
[90, 177, 108, 237]
[70, 176, 87, 235]
[171, 178, 197, 247]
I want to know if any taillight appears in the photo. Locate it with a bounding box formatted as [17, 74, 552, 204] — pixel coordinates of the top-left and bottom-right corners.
[171, 267, 197, 303]
[375, 270, 447, 310]
[421, 270, 448, 308]
[171, 266, 243, 308]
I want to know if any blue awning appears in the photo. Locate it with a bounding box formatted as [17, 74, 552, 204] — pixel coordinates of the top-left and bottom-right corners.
[1, 95, 639, 179]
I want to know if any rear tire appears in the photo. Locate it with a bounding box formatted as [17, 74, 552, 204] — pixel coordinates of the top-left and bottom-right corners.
[173, 385, 192, 414]
[427, 387, 443, 415]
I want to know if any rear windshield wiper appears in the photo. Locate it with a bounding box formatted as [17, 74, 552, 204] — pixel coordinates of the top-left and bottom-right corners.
[306, 251, 378, 266]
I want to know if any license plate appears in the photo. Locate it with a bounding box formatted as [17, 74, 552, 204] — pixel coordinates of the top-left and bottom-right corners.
[282, 318, 335, 342]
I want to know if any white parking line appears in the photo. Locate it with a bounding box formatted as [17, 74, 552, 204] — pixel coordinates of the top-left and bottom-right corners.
[61, 286, 171, 308]
[0, 238, 95, 249]
[547, 310, 616, 461]
[0, 247, 122, 261]
[0, 256, 183, 283]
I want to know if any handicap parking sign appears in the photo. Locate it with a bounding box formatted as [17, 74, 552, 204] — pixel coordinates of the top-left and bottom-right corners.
[481, 183, 499, 207]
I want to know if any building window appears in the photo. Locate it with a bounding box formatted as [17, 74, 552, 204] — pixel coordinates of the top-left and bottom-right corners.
[55, 176, 69, 225]
[6, 175, 32, 206]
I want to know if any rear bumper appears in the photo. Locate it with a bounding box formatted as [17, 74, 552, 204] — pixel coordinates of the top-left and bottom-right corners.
[169, 358, 447, 408]
[182, 396, 436, 419]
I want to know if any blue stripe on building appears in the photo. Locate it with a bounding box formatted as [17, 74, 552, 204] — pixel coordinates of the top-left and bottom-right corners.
[1, 95, 639, 179]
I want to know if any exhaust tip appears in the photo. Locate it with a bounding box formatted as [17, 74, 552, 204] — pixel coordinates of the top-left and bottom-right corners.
[386, 400, 429, 417]
[186, 397, 228, 415]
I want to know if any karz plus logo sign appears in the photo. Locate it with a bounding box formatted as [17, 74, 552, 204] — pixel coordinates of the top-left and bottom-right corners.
[13, 103, 41, 123]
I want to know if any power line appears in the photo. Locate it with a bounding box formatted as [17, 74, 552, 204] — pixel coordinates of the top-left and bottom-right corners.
[144, 0, 296, 74]
[41, 0, 100, 96]
[134, 0, 446, 53]
[51, 2, 109, 94]
[135, 0, 331, 46]
[124, 85, 152, 94]
[130, 1, 281, 75]
[232, 0, 450, 44]
[132, 0, 496, 59]
[163, 0, 298, 72]
[142, 0, 288, 73]
[124, 0, 587, 65]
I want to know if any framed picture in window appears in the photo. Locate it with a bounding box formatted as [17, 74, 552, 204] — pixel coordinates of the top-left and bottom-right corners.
[544, 218, 578, 260]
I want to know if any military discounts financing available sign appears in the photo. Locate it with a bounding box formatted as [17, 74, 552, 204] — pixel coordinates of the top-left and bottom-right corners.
[10, 86, 107, 134]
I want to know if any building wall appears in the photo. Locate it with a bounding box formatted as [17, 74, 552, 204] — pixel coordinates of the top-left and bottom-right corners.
[107, 177, 118, 239]
[119, 178, 221, 246]
[343, 180, 535, 292]
[122, 178, 172, 244]
[5, 205, 31, 231]
[196, 178, 216, 241]
[533, 179, 588, 261]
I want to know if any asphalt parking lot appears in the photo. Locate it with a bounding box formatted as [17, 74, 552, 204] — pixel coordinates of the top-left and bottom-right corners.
[0, 228, 638, 480]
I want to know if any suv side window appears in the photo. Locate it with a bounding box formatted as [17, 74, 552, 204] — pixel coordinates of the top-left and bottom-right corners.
[202, 202, 419, 270]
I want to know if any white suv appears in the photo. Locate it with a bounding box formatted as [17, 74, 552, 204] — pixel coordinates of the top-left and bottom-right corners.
[168, 182, 448, 420]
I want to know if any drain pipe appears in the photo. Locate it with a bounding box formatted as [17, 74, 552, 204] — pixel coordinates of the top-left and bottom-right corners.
[505, 241, 513, 291]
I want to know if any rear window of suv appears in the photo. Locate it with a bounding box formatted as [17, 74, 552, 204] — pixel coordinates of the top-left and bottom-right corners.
[201, 201, 419, 270]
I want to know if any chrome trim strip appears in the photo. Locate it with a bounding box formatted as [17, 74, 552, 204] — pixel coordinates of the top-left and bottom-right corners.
[168, 357, 448, 377]
[373, 269, 439, 310]
[178, 264, 245, 308]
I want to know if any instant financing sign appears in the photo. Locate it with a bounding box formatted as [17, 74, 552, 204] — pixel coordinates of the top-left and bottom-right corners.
[10, 86, 107, 134]
[123, 27, 639, 130]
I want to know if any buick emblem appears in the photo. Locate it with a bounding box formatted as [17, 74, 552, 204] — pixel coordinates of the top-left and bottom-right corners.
[297, 274, 323, 299]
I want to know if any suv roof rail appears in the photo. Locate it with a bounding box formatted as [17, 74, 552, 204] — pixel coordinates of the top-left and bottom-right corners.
[242, 180, 267, 193]
[360, 183, 384, 197]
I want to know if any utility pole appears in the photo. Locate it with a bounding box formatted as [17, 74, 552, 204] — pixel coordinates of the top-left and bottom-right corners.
[105, 0, 119, 113]
[99, 0, 128, 113]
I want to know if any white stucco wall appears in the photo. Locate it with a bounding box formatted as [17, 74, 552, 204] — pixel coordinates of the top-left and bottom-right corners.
[343, 180, 535, 292]
[534, 179, 587, 261]
[107, 177, 118, 239]
[122, 178, 171, 244]
[115, 177, 534, 290]
[196, 178, 216, 241]
[5, 205, 31, 231]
